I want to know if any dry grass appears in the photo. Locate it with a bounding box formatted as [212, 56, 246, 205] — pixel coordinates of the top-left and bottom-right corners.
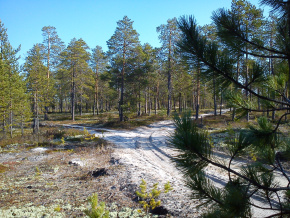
[0, 142, 140, 217]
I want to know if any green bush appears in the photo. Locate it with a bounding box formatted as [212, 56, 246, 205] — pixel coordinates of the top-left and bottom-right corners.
[84, 193, 109, 218]
[136, 179, 172, 214]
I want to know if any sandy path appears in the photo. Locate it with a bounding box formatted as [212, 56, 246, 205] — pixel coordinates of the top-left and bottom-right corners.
[65, 120, 201, 216]
[63, 110, 286, 217]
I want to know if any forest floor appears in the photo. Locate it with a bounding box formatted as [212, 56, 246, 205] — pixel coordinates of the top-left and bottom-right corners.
[0, 110, 289, 217]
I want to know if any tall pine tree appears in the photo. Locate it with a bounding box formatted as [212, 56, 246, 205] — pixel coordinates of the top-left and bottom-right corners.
[0, 20, 30, 138]
[107, 16, 140, 121]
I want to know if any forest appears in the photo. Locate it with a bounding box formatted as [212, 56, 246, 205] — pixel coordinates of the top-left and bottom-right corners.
[1, 0, 282, 136]
[1, 0, 290, 217]
[2, 9, 221, 137]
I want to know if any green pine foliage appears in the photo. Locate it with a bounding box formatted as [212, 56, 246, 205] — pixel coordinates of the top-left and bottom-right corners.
[136, 179, 173, 214]
[59, 38, 92, 120]
[107, 16, 140, 121]
[169, 112, 290, 217]
[0, 20, 31, 138]
[84, 193, 109, 218]
[24, 44, 48, 134]
[173, 1, 290, 215]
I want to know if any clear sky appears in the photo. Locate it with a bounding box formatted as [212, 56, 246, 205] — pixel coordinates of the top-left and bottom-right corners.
[1, 0, 266, 66]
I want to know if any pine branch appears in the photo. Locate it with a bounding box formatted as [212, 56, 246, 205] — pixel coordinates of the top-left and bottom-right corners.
[265, 212, 290, 218]
[236, 48, 286, 59]
[248, 201, 280, 211]
[201, 57, 289, 106]
[272, 112, 290, 133]
[178, 16, 290, 107]
[197, 151, 289, 192]
[275, 152, 290, 186]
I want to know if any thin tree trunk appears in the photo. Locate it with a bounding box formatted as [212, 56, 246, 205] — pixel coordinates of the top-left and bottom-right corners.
[2, 113, 6, 138]
[93, 67, 99, 116]
[119, 48, 126, 121]
[145, 91, 147, 115]
[179, 93, 182, 114]
[232, 58, 240, 121]
[33, 91, 39, 134]
[157, 82, 160, 110]
[71, 65, 75, 121]
[9, 102, 13, 138]
[220, 90, 223, 116]
[80, 95, 83, 116]
[44, 35, 51, 121]
[195, 67, 200, 120]
[155, 93, 157, 115]
[245, 29, 250, 121]
[167, 32, 172, 117]
[213, 76, 217, 116]
[21, 115, 24, 137]
[138, 92, 141, 116]
[148, 88, 151, 116]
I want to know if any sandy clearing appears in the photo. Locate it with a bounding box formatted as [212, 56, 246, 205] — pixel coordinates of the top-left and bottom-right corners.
[63, 110, 287, 217]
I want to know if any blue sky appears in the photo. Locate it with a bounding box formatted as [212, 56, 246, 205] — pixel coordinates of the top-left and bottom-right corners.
[1, 0, 265, 65]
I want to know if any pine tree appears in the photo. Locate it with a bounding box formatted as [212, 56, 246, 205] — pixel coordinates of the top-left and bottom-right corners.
[0, 20, 30, 138]
[107, 16, 140, 121]
[41, 26, 64, 119]
[60, 38, 91, 120]
[91, 46, 108, 115]
[157, 18, 180, 117]
[213, 0, 264, 121]
[24, 44, 48, 134]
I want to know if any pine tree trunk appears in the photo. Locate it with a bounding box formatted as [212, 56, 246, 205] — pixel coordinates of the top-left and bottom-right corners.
[167, 33, 172, 117]
[245, 30, 250, 121]
[157, 82, 160, 110]
[119, 60, 125, 121]
[155, 95, 157, 115]
[44, 34, 51, 121]
[118, 42, 127, 122]
[60, 97, 63, 113]
[179, 93, 182, 114]
[145, 91, 147, 115]
[93, 68, 99, 116]
[33, 91, 39, 134]
[71, 65, 75, 121]
[100, 88, 103, 112]
[138, 92, 141, 116]
[2, 113, 6, 139]
[232, 59, 240, 121]
[21, 115, 24, 137]
[213, 76, 217, 116]
[220, 90, 223, 116]
[9, 103, 12, 138]
[148, 88, 151, 116]
[195, 67, 200, 120]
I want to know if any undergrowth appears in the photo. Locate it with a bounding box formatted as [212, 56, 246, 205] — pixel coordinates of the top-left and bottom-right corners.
[136, 179, 173, 215]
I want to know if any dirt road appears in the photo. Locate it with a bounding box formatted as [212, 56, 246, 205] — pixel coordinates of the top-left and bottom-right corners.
[65, 119, 201, 217]
[64, 110, 283, 217]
